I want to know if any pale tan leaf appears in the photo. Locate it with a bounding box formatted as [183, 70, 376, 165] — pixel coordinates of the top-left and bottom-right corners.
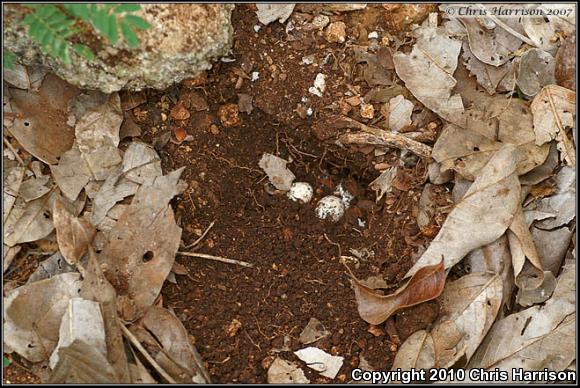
[349, 261, 446, 325]
[3, 273, 82, 362]
[531, 85, 576, 165]
[406, 145, 520, 277]
[140, 307, 211, 383]
[53, 197, 96, 266]
[432, 273, 502, 367]
[507, 207, 544, 290]
[393, 25, 464, 124]
[391, 330, 435, 371]
[469, 263, 575, 372]
[267, 357, 309, 384]
[465, 235, 514, 313]
[4, 189, 58, 247]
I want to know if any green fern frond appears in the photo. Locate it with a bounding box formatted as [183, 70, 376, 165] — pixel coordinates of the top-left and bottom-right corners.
[19, 4, 150, 65]
[3, 50, 17, 69]
[21, 5, 75, 64]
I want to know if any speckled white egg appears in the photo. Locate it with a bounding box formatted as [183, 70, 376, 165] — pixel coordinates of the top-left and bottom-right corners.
[315, 195, 345, 222]
[287, 182, 314, 203]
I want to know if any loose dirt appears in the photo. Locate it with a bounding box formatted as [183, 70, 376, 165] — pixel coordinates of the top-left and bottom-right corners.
[3, 4, 451, 384]
[150, 5, 446, 383]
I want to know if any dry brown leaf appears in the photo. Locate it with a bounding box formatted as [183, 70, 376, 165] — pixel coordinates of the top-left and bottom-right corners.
[140, 307, 211, 383]
[531, 85, 576, 165]
[393, 273, 502, 372]
[80, 250, 131, 383]
[406, 145, 521, 277]
[48, 340, 119, 384]
[3, 273, 82, 362]
[461, 41, 515, 95]
[4, 74, 79, 164]
[4, 189, 59, 247]
[53, 197, 96, 266]
[507, 207, 544, 290]
[468, 262, 575, 376]
[457, 12, 524, 66]
[349, 261, 446, 325]
[465, 235, 514, 314]
[393, 25, 464, 124]
[100, 169, 184, 321]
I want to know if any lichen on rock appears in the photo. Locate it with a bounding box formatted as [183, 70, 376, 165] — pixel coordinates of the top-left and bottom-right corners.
[3, 4, 234, 93]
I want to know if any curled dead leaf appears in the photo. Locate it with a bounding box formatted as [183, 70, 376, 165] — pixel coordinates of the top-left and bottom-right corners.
[348, 261, 446, 325]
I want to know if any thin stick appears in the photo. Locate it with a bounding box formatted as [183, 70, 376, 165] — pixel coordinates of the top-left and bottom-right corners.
[177, 251, 254, 268]
[118, 321, 177, 384]
[3, 136, 25, 166]
[183, 220, 216, 249]
[338, 116, 432, 158]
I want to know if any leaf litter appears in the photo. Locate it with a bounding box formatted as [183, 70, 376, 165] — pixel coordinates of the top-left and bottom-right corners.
[2, 69, 210, 383]
[2, 5, 577, 383]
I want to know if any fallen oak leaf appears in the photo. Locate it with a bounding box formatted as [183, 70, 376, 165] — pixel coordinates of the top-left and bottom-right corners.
[347, 260, 446, 325]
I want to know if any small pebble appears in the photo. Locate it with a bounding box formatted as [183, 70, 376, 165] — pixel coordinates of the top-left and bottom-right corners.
[324, 22, 347, 44]
[368, 31, 379, 39]
[253, 25, 261, 33]
[251, 71, 260, 82]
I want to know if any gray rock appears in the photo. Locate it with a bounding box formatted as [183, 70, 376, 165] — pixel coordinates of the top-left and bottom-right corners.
[3, 4, 234, 93]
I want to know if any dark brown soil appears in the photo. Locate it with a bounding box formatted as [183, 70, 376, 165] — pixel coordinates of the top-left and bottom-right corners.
[3, 4, 451, 384]
[144, 5, 447, 383]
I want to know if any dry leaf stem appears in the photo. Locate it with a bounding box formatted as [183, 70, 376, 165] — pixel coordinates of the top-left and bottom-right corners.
[177, 251, 254, 268]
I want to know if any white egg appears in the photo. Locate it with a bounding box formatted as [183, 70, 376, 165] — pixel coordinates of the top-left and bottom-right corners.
[287, 182, 314, 203]
[316, 195, 345, 222]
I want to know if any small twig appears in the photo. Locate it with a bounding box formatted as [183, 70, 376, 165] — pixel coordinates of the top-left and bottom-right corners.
[323, 233, 342, 259]
[119, 321, 177, 384]
[177, 252, 254, 268]
[183, 220, 216, 249]
[3, 136, 25, 166]
[338, 116, 432, 158]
